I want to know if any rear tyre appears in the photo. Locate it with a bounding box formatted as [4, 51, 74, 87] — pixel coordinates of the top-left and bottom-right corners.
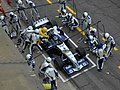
[76, 46, 86, 58]
[54, 57, 64, 70]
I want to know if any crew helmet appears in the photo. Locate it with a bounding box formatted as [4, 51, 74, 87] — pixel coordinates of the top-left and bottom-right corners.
[83, 12, 88, 17]
[68, 13, 72, 17]
[44, 62, 49, 67]
[28, 26, 33, 30]
[34, 29, 39, 33]
[104, 33, 110, 39]
[92, 28, 97, 33]
[62, 9, 66, 13]
[41, 27, 48, 33]
[96, 43, 103, 49]
[9, 12, 14, 16]
[90, 28, 96, 35]
[53, 26, 57, 30]
[0, 15, 4, 20]
[42, 27, 48, 31]
[28, 0, 32, 4]
[18, 0, 22, 4]
[26, 54, 32, 60]
[89, 35, 94, 40]
[46, 57, 52, 63]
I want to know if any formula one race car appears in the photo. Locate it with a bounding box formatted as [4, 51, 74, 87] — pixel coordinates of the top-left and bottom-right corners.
[33, 17, 89, 75]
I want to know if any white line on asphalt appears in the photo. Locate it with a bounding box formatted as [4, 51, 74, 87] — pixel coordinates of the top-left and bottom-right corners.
[41, 53, 46, 58]
[62, 54, 96, 82]
[41, 53, 66, 82]
[41, 38, 96, 83]
[64, 33, 78, 48]
[86, 54, 96, 67]
[64, 65, 96, 82]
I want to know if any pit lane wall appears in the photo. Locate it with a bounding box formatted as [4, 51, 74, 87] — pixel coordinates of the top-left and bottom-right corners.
[0, 26, 43, 90]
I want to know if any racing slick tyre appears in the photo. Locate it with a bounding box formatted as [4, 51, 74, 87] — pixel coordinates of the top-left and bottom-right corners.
[64, 40, 71, 49]
[76, 46, 86, 58]
[54, 58, 64, 70]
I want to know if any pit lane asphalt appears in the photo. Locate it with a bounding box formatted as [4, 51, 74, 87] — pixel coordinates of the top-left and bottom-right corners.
[6, 0, 120, 90]
[31, 0, 120, 90]
[30, 0, 120, 90]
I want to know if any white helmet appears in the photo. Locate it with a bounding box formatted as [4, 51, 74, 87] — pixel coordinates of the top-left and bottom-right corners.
[44, 62, 49, 67]
[63, 9, 66, 13]
[28, 26, 33, 30]
[18, 0, 22, 4]
[68, 13, 72, 17]
[89, 35, 94, 40]
[26, 0, 29, 3]
[28, 1, 32, 4]
[35, 29, 39, 33]
[0, 15, 4, 20]
[9, 12, 14, 16]
[53, 26, 57, 30]
[26, 54, 32, 60]
[92, 28, 97, 33]
[83, 12, 88, 17]
[46, 57, 52, 63]
[104, 33, 110, 39]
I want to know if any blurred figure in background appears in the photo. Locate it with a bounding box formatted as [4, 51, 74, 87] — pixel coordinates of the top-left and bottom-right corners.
[7, 0, 11, 6]
[9, 12, 21, 36]
[81, 12, 91, 33]
[16, 0, 28, 21]
[0, 15, 9, 36]
[0, 2, 6, 16]
[26, 54, 36, 71]
[26, 0, 40, 21]
[104, 33, 116, 58]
